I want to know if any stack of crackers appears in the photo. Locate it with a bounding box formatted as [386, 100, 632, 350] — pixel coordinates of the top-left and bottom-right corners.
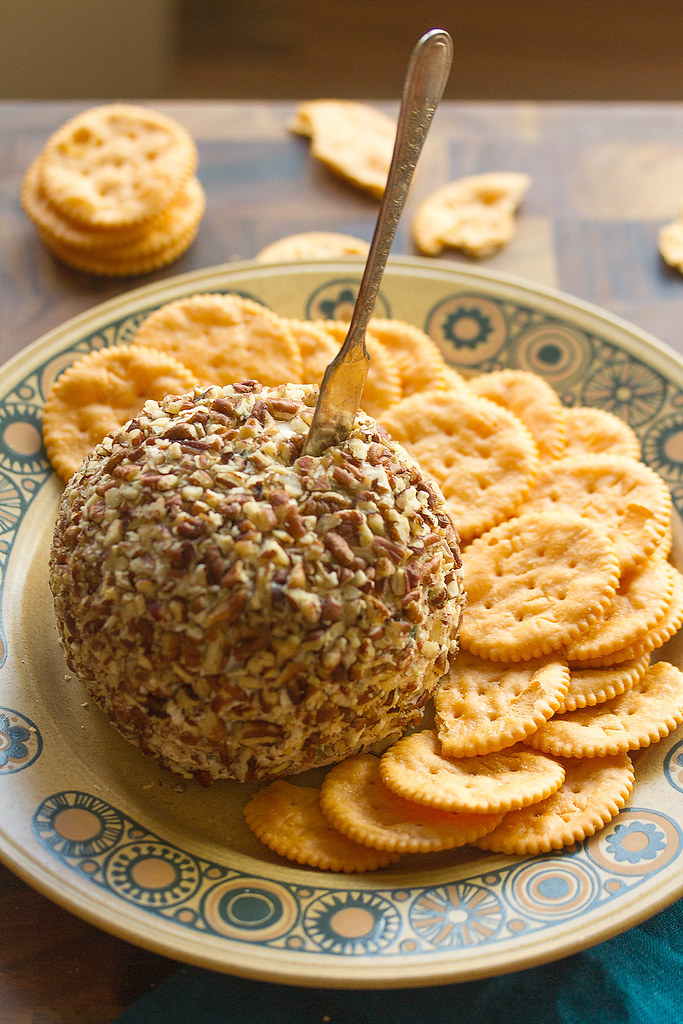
[21, 104, 205, 276]
[40, 293, 683, 871]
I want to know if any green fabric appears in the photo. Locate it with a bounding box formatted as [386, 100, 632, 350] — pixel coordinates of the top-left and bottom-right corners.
[116, 899, 683, 1024]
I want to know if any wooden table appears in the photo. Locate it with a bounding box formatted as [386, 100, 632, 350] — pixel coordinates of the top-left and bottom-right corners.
[2, 100, 683, 1022]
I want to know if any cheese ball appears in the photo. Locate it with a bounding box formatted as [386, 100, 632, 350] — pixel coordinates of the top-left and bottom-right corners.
[49, 382, 465, 784]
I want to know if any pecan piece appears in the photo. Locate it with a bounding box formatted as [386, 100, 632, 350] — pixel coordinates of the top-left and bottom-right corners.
[324, 531, 356, 567]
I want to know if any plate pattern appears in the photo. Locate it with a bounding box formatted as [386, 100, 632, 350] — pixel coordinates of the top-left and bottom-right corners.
[3, 264, 683, 977]
[30, 788, 683, 956]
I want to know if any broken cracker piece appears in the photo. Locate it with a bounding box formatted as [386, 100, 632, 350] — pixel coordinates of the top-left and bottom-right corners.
[412, 172, 531, 257]
[289, 100, 395, 198]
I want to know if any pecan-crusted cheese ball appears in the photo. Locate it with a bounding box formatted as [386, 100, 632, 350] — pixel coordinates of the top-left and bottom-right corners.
[49, 382, 465, 784]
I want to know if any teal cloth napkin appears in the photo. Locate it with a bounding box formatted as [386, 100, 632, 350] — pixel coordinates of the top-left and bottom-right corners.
[116, 898, 683, 1024]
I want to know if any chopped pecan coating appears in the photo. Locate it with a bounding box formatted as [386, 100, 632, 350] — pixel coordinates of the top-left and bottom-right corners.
[50, 383, 465, 783]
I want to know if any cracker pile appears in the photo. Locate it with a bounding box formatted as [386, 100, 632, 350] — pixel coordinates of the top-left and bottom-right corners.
[244, 349, 683, 871]
[21, 104, 205, 276]
[39, 295, 683, 867]
[41, 294, 451, 481]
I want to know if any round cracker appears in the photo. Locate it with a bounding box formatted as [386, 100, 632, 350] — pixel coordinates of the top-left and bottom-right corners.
[319, 320, 402, 418]
[22, 156, 153, 251]
[571, 565, 683, 668]
[132, 293, 304, 388]
[434, 652, 570, 756]
[42, 344, 199, 481]
[563, 405, 641, 460]
[286, 319, 340, 386]
[38, 103, 197, 229]
[243, 780, 398, 873]
[365, 318, 449, 399]
[320, 753, 504, 854]
[474, 752, 635, 855]
[525, 660, 683, 758]
[37, 178, 205, 277]
[256, 231, 369, 261]
[40, 219, 202, 278]
[558, 654, 650, 713]
[380, 730, 566, 813]
[563, 556, 676, 662]
[380, 389, 539, 543]
[524, 453, 672, 573]
[459, 511, 620, 662]
[467, 368, 567, 460]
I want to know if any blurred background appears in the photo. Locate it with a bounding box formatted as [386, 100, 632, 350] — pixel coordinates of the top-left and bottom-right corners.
[1, 0, 681, 101]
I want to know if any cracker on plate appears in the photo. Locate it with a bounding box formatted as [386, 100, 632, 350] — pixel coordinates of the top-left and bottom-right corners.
[244, 779, 399, 873]
[365, 318, 450, 399]
[557, 654, 650, 713]
[320, 753, 504, 854]
[467, 368, 567, 460]
[42, 344, 198, 481]
[380, 730, 566, 814]
[474, 752, 635, 855]
[434, 652, 570, 756]
[569, 565, 683, 668]
[524, 453, 672, 574]
[459, 511, 620, 662]
[563, 556, 676, 662]
[526, 661, 683, 758]
[318, 319, 402, 418]
[131, 293, 304, 388]
[380, 388, 539, 543]
[563, 405, 641, 460]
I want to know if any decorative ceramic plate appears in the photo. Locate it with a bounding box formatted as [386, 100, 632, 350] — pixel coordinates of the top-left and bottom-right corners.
[2, 257, 683, 988]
